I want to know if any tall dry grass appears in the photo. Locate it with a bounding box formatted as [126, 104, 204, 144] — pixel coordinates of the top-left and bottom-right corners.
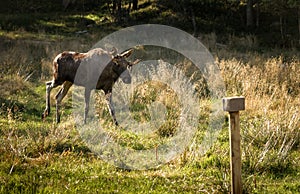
[0, 39, 91, 82]
[218, 53, 300, 173]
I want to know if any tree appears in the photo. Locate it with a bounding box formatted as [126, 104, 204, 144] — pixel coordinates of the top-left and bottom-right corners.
[246, 0, 254, 27]
[132, 0, 138, 10]
[259, 0, 300, 46]
[244, 0, 261, 29]
[229, 0, 258, 29]
[298, 6, 300, 45]
[287, 0, 300, 45]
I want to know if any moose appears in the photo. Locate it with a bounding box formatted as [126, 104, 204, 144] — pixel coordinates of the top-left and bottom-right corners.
[42, 47, 138, 125]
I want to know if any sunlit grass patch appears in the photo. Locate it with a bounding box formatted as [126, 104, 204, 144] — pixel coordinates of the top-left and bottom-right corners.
[38, 20, 66, 28]
[0, 13, 106, 41]
[0, 29, 60, 40]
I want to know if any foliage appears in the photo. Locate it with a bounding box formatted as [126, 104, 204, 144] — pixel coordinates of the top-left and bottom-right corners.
[0, 0, 299, 47]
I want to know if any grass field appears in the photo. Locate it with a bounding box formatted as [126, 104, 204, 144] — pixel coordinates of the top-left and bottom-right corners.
[0, 11, 300, 193]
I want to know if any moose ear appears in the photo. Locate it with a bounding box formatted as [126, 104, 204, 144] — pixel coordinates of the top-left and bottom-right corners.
[112, 57, 119, 64]
[119, 48, 134, 58]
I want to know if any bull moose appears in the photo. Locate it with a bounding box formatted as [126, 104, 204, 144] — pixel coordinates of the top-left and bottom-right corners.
[42, 47, 138, 125]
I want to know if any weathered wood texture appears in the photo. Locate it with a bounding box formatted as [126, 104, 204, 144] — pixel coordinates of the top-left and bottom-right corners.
[223, 96, 245, 194]
[223, 97, 245, 112]
[229, 111, 242, 194]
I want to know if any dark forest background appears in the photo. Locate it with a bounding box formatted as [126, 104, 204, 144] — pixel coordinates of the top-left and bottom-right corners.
[0, 0, 300, 49]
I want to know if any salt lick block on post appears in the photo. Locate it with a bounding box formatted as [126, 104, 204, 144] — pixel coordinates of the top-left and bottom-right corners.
[223, 96, 245, 194]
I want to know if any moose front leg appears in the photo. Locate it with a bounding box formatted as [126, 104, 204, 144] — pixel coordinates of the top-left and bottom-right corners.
[84, 88, 92, 124]
[106, 93, 118, 126]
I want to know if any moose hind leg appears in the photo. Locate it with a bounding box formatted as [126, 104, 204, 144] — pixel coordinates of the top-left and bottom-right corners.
[55, 81, 72, 123]
[42, 81, 57, 119]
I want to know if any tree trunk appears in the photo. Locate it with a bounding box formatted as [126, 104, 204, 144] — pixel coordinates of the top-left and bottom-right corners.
[246, 0, 254, 27]
[256, 2, 260, 27]
[132, 0, 138, 10]
[280, 15, 284, 41]
[298, 6, 300, 45]
[117, 0, 121, 11]
[116, 0, 122, 22]
[191, 8, 197, 36]
[112, 0, 116, 13]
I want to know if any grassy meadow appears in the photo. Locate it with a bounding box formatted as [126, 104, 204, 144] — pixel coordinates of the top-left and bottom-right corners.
[0, 11, 300, 194]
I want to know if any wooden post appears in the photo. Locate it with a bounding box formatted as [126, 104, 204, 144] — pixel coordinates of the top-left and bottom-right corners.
[223, 96, 245, 194]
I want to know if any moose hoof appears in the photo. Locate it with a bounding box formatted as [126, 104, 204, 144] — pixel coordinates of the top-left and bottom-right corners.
[42, 112, 48, 120]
